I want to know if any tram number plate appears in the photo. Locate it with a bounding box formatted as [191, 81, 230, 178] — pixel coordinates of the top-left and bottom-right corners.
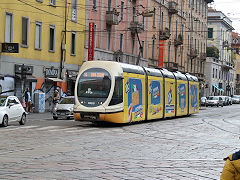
[84, 115, 97, 120]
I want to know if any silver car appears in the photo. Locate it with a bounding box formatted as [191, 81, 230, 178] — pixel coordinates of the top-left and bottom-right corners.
[52, 96, 74, 120]
[232, 95, 240, 104]
[206, 96, 224, 107]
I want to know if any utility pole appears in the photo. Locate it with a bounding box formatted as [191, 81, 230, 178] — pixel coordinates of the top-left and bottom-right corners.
[60, 0, 67, 79]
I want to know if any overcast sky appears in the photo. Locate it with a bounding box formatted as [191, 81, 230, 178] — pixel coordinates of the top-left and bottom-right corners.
[211, 0, 240, 33]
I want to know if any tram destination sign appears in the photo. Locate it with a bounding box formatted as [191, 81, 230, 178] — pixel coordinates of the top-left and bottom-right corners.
[2, 43, 19, 53]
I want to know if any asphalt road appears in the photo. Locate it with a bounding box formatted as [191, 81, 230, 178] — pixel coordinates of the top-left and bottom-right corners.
[0, 105, 239, 179]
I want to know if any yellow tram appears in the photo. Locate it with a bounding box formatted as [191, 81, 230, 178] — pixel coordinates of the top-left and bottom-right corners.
[73, 61, 199, 123]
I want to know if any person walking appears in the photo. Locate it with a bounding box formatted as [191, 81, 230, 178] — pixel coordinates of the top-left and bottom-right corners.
[24, 88, 31, 113]
[52, 89, 60, 112]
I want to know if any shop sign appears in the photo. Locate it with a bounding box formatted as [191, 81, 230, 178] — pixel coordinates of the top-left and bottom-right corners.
[2, 43, 19, 53]
[45, 67, 58, 78]
[158, 40, 164, 68]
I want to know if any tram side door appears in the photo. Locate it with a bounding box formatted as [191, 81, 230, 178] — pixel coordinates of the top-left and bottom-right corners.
[123, 73, 146, 123]
[164, 78, 176, 118]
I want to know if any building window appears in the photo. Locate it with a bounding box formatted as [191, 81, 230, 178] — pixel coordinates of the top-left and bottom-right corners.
[93, 0, 97, 9]
[72, 0, 77, 21]
[213, 68, 215, 78]
[121, 1, 124, 21]
[5, 13, 13, 43]
[142, 41, 144, 58]
[132, 36, 135, 54]
[71, 31, 76, 55]
[49, 25, 55, 52]
[50, 0, 56, 6]
[208, 28, 213, 39]
[133, 7, 136, 22]
[107, 0, 111, 11]
[153, 7, 156, 27]
[142, 17, 145, 29]
[107, 30, 111, 50]
[120, 34, 123, 51]
[35, 21, 42, 50]
[21, 17, 29, 47]
[152, 39, 155, 59]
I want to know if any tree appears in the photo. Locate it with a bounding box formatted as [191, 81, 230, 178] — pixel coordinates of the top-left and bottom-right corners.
[206, 46, 219, 59]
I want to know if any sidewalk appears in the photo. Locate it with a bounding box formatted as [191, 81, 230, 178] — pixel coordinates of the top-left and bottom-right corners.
[26, 111, 52, 120]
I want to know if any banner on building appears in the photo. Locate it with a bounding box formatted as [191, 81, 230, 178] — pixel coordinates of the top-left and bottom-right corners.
[158, 40, 164, 68]
[88, 22, 95, 61]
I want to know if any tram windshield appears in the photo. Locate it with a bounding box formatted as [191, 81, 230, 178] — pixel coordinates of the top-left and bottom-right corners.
[78, 68, 111, 98]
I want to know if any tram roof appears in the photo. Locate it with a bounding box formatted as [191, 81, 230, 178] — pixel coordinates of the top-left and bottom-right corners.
[144, 67, 163, 77]
[159, 68, 175, 79]
[185, 73, 198, 82]
[119, 63, 145, 75]
[173, 71, 187, 81]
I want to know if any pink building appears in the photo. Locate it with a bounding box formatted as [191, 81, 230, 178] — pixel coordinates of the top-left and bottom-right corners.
[84, 0, 151, 66]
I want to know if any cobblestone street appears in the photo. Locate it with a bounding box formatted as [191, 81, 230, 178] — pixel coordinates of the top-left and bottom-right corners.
[0, 105, 240, 179]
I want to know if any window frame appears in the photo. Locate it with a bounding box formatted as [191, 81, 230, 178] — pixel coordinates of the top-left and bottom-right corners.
[21, 16, 29, 47]
[35, 21, 42, 50]
[50, 0, 56, 6]
[71, 31, 76, 56]
[5, 12, 13, 43]
[49, 25, 56, 52]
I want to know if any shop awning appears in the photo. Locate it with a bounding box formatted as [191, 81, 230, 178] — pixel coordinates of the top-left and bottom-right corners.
[214, 85, 224, 92]
[47, 77, 64, 82]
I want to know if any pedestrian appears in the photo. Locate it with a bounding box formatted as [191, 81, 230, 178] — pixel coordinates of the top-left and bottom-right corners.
[52, 89, 60, 111]
[220, 150, 240, 179]
[24, 88, 31, 113]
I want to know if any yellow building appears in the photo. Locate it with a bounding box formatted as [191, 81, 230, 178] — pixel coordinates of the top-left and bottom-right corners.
[0, 0, 85, 110]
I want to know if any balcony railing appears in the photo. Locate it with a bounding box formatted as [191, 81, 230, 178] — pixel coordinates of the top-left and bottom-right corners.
[129, 21, 144, 33]
[168, 1, 178, 14]
[189, 48, 198, 59]
[165, 62, 178, 71]
[221, 61, 233, 70]
[159, 28, 170, 40]
[174, 34, 183, 46]
[223, 40, 229, 48]
[200, 53, 206, 60]
[106, 10, 119, 25]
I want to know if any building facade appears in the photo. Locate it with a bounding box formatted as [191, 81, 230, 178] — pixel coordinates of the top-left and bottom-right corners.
[0, 0, 85, 110]
[84, 0, 212, 74]
[205, 8, 234, 97]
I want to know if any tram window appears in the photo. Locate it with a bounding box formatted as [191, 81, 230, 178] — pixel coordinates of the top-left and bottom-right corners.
[109, 77, 123, 106]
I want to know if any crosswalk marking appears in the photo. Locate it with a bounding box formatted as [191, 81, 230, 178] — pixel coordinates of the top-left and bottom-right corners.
[0, 125, 122, 134]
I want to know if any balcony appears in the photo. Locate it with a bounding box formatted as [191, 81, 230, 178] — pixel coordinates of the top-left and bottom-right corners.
[159, 28, 170, 40]
[106, 10, 119, 25]
[200, 53, 206, 61]
[223, 40, 229, 48]
[194, 73, 205, 81]
[129, 21, 144, 33]
[188, 48, 198, 59]
[174, 34, 183, 46]
[168, 1, 178, 14]
[221, 61, 232, 70]
[165, 62, 178, 71]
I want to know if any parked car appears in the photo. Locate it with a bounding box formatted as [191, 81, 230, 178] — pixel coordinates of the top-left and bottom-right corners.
[229, 97, 233, 105]
[52, 96, 74, 120]
[219, 96, 228, 106]
[200, 97, 207, 106]
[232, 95, 240, 104]
[0, 96, 26, 127]
[206, 96, 224, 107]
